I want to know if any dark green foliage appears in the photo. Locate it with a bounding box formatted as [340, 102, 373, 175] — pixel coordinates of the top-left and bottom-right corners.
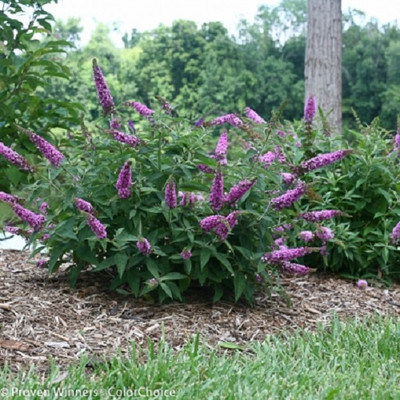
[0, 0, 83, 192]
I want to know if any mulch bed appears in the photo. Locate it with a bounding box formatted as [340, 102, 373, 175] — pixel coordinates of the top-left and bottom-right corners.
[1, 249, 400, 374]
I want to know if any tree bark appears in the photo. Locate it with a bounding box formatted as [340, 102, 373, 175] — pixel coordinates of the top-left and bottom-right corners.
[305, 0, 342, 134]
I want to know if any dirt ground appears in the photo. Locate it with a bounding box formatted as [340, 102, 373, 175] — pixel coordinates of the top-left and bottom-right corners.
[1, 249, 400, 374]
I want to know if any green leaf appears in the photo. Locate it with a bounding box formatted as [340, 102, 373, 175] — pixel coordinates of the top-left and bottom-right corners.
[160, 282, 173, 299]
[214, 253, 234, 274]
[200, 247, 212, 270]
[115, 253, 129, 278]
[234, 272, 246, 302]
[145, 257, 160, 278]
[160, 272, 187, 281]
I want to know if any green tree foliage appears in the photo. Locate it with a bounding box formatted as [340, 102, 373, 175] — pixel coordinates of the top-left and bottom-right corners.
[0, 0, 82, 192]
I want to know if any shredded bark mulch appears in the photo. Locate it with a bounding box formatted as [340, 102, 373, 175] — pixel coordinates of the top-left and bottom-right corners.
[1, 249, 399, 374]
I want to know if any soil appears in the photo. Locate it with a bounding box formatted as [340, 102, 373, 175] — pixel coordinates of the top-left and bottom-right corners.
[1, 249, 400, 375]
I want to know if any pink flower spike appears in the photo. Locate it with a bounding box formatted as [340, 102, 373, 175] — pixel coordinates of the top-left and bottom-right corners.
[390, 221, 400, 244]
[215, 131, 228, 161]
[209, 170, 224, 211]
[0, 142, 32, 172]
[27, 131, 65, 167]
[87, 215, 107, 239]
[0, 191, 17, 205]
[282, 261, 311, 275]
[270, 181, 307, 210]
[304, 95, 316, 124]
[244, 106, 265, 124]
[74, 198, 95, 215]
[137, 237, 151, 255]
[180, 249, 192, 260]
[116, 161, 132, 199]
[301, 150, 352, 173]
[164, 178, 177, 209]
[13, 204, 46, 232]
[92, 58, 115, 115]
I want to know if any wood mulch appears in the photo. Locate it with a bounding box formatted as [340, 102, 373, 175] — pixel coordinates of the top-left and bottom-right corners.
[1, 249, 400, 375]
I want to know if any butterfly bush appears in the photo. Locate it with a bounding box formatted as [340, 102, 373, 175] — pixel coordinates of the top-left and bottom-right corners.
[3, 61, 357, 303]
[304, 95, 316, 124]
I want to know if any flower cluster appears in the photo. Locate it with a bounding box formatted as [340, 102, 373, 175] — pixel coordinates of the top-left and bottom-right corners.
[0, 142, 32, 172]
[210, 113, 243, 127]
[74, 198, 107, 239]
[92, 58, 115, 115]
[224, 179, 256, 205]
[111, 130, 140, 148]
[261, 247, 312, 263]
[74, 198, 95, 214]
[298, 231, 314, 242]
[13, 203, 46, 232]
[280, 172, 297, 186]
[0, 191, 17, 205]
[137, 237, 151, 254]
[200, 212, 240, 240]
[282, 261, 311, 275]
[390, 221, 400, 244]
[128, 101, 155, 123]
[304, 95, 316, 124]
[180, 249, 192, 260]
[356, 279, 368, 289]
[244, 106, 265, 124]
[116, 161, 132, 199]
[214, 131, 228, 163]
[301, 150, 352, 172]
[178, 191, 204, 206]
[299, 210, 343, 222]
[258, 151, 277, 168]
[316, 226, 334, 242]
[270, 181, 307, 210]
[39, 202, 49, 214]
[164, 179, 177, 209]
[209, 170, 224, 211]
[87, 215, 107, 239]
[27, 131, 65, 167]
[197, 164, 215, 174]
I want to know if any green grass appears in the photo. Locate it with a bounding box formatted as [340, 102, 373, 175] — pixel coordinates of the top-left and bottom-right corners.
[1, 316, 399, 399]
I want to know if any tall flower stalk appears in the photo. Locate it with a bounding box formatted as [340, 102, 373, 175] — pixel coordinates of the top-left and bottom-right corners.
[116, 161, 132, 199]
[92, 58, 115, 115]
[209, 170, 224, 211]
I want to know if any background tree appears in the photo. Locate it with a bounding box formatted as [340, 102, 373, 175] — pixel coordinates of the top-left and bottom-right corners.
[305, 0, 342, 134]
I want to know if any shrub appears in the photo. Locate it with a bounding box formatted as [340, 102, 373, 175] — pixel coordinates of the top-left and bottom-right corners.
[0, 62, 349, 303]
[310, 118, 400, 282]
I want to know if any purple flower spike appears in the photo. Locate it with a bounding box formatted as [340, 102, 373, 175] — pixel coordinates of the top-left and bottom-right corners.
[299, 210, 343, 223]
[226, 211, 241, 229]
[200, 215, 225, 232]
[27, 131, 65, 167]
[180, 249, 192, 260]
[244, 106, 265, 124]
[261, 247, 312, 264]
[13, 204, 46, 231]
[271, 181, 307, 210]
[0, 142, 32, 172]
[0, 191, 17, 205]
[116, 161, 132, 199]
[128, 101, 155, 123]
[112, 131, 140, 148]
[137, 237, 151, 255]
[301, 150, 352, 173]
[210, 113, 243, 128]
[74, 198, 95, 215]
[225, 179, 257, 205]
[298, 231, 314, 242]
[209, 170, 224, 211]
[37, 259, 48, 268]
[391, 221, 400, 244]
[197, 164, 215, 174]
[164, 178, 177, 209]
[93, 58, 114, 115]
[39, 202, 49, 214]
[316, 226, 334, 242]
[304, 95, 316, 124]
[4, 224, 21, 234]
[282, 261, 311, 275]
[215, 131, 228, 162]
[87, 215, 107, 239]
[280, 172, 297, 186]
[259, 151, 277, 168]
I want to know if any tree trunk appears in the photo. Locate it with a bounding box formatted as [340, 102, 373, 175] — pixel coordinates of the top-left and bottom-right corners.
[305, 0, 342, 134]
